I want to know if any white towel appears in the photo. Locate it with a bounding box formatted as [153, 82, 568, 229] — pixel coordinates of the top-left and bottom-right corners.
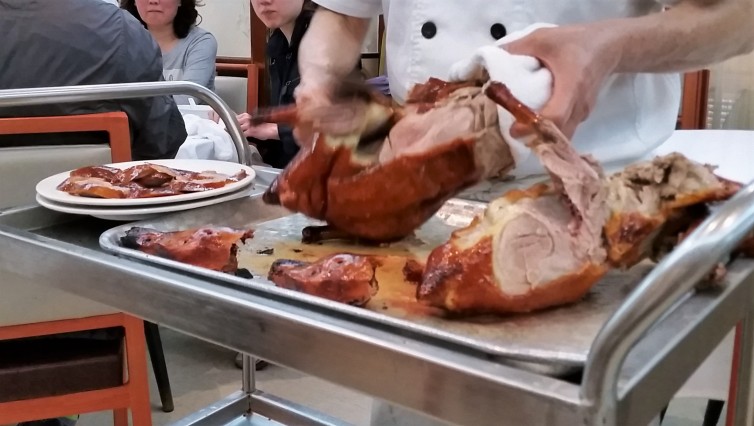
[448, 23, 556, 177]
[176, 114, 240, 163]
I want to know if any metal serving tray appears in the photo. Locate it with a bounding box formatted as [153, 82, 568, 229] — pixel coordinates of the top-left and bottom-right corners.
[101, 169, 652, 376]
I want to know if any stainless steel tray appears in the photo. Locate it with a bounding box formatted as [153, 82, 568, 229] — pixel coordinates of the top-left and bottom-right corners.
[101, 179, 652, 376]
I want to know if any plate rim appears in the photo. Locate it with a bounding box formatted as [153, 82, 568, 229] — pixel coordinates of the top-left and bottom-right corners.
[35, 159, 255, 207]
[35, 184, 254, 216]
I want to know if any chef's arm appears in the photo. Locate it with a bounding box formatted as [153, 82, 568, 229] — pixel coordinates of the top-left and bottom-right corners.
[606, 0, 754, 73]
[298, 7, 371, 93]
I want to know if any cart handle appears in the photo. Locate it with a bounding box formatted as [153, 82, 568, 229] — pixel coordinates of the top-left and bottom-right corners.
[582, 180, 754, 424]
[0, 81, 251, 166]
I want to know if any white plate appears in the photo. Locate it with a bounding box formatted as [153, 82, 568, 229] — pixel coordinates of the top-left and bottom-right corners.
[36, 159, 255, 207]
[35, 185, 254, 221]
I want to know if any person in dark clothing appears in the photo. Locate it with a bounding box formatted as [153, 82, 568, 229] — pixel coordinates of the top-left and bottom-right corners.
[240, 0, 362, 168]
[238, 0, 316, 168]
[0, 0, 187, 161]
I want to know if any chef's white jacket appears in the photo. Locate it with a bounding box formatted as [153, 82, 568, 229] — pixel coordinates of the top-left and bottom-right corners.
[314, 0, 682, 178]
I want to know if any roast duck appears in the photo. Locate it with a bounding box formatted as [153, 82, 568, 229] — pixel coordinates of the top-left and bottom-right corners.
[58, 163, 247, 199]
[256, 78, 750, 315]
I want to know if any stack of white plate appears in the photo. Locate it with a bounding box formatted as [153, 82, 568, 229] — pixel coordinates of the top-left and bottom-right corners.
[35, 159, 256, 221]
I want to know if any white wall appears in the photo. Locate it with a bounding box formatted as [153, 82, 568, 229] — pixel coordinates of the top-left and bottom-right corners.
[198, 0, 251, 58]
[200, 2, 379, 60]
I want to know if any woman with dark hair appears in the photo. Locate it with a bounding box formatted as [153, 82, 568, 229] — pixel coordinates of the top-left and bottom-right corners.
[234, 0, 320, 168]
[121, 0, 218, 104]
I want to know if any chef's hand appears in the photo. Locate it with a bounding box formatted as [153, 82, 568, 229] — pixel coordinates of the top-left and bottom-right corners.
[236, 113, 280, 140]
[502, 25, 620, 139]
[292, 81, 376, 148]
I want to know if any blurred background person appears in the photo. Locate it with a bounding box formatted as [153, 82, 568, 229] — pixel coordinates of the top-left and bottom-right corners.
[121, 0, 218, 104]
[0, 0, 187, 161]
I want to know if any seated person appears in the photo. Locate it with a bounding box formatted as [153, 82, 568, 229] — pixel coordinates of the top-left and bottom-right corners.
[121, 0, 218, 104]
[239, 0, 364, 169]
[0, 0, 186, 161]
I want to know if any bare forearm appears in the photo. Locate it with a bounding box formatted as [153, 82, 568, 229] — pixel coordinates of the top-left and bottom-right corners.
[596, 0, 754, 73]
[298, 8, 370, 90]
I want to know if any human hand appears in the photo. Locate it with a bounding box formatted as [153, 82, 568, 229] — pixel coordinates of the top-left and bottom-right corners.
[236, 113, 280, 140]
[208, 110, 221, 123]
[502, 25, 620, 139]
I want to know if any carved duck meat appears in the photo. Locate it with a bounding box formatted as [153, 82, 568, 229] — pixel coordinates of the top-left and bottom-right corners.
[262, 78, 514, 242]
[268, 254, 379, 306]
[417, 82, 749, 315]
[57, 163, 248, 199]
[417, 83, 610, 314]
[121, 227, 254, 273]
[603, 153, 741, 268]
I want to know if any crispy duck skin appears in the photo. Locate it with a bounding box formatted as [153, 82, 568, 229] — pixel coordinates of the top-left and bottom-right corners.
[268, 254, 379, 306]
[56, 176, 133, 199]
[69, 165, 121, 181]
[263, 78, 514, 242]
[120, 227, 254, 273]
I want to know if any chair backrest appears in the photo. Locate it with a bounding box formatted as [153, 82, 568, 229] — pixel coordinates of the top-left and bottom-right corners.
[214, 75, 249, 114]
[0, 112, 131, 209]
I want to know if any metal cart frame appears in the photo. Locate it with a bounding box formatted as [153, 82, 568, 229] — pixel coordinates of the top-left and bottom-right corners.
[1, 83, 753, 425]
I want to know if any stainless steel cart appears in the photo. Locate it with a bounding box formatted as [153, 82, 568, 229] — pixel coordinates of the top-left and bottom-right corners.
[2, 83, 754, 426]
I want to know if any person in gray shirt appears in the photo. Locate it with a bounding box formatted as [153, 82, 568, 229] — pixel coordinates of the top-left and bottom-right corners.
[121, 0, 218, 105]
[0, 0, 187, 161]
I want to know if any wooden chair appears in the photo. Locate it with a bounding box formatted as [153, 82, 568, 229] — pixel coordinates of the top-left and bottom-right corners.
[0, 112, 161, 424]
[0, 314, 151, 426]
[215, 60, 261, 112]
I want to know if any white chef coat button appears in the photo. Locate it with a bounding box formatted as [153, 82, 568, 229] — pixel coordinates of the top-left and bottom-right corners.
[421, 22, 437, 39]
[490, 23, 507, 40]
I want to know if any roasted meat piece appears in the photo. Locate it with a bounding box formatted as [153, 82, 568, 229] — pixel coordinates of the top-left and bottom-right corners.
[69, 165, 121, 181]
[263, 78, 514, 241]
[57, 163, 248, 198]
[417, 82, 750, 316]
[268, 254, 379, 306]
[417, 83, 610, 314]
[57, 176, 133, 199]
[604, 154, 741, 268]
[121, 227, 254, 273]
